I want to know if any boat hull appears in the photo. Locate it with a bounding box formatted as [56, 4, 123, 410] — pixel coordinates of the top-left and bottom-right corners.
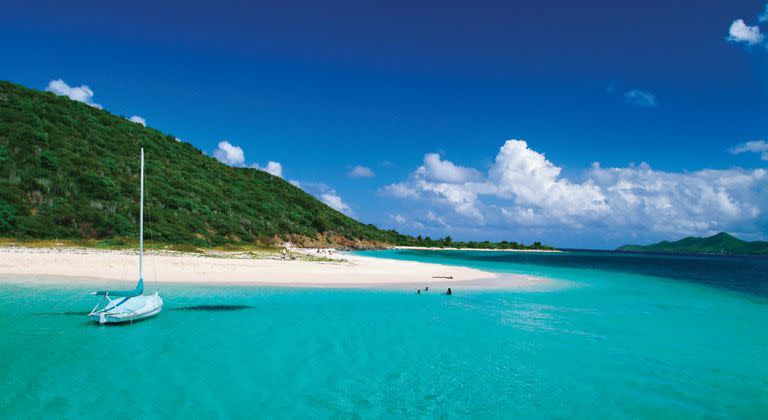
[89, 293, 163, 325]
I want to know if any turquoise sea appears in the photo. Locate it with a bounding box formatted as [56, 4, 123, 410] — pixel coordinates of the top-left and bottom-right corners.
[1, 250, 767, 418]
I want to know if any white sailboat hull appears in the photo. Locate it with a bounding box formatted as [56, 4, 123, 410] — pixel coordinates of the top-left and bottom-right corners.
[89, 292, 163, 324]
[89, 148, 163, 325]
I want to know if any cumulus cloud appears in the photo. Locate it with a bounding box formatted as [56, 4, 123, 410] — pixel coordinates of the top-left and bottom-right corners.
[129, 115, 146, 126]
[251, 161, 284, 177]
[731, 140, 768, 160]
[213, 141, 246, 166]
[416, 153, 483, 183]
[384, 139, 768, 238]
[289, 179, 301, 187]
[213, 140, 284, 177]
[320, 190, 353, 215]
[45, 79, 101, 109]
[392, 214, 406, 224]
[624, 89, 658, 108]
[381, 153, 486, 221]
[348, 165, 375, 178]
[727, 19, 764, 45]
[413, 178, 487, 221]
[263, 161, 283, 177]
[490, 140, 609, 221]
[589, 164, 764, 234]
[760, 5, 768, 23]
[379, 152, 487, 220]
[381, 182, 420, 198]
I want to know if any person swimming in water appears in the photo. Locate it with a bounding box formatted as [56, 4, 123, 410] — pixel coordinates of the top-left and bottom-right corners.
[425, 286, 429, 291]
[417, 289, 421, 294]
[446, 288, 452, 295]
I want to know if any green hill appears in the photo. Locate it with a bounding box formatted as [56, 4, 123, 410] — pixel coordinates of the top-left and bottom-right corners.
[617, 232, 768, 255]
[0, 80, 411, 248]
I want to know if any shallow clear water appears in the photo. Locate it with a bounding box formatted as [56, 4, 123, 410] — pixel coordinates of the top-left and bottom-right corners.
[1, 250, 767, 418]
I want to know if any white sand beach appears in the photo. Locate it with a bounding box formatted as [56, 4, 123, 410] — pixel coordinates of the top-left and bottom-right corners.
[0, 246, 549, 289]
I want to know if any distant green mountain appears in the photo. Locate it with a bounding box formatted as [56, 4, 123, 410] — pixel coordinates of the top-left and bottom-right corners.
[0, 81, 411, 248]
[618, 232, 768, 255]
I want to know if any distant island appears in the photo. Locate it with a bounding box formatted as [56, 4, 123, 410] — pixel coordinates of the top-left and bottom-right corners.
[0, 80, 552, 251]
[618, 232, 768, 255]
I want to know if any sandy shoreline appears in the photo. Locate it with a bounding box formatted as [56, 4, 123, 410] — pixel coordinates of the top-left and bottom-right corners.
[0, 247, 550, 290]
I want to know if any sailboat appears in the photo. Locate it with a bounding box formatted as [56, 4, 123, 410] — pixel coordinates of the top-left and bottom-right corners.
[88, 148, 163, 324]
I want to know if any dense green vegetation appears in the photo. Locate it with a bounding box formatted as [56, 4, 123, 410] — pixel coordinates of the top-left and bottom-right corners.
[408, 235, 554, 250]
[0, 80, 554, 250]
[0, 81, 411, 247]
[618, 232, 768, 255]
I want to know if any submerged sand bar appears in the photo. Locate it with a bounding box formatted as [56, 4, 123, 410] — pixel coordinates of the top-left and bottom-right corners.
[0, 247, 550, 289]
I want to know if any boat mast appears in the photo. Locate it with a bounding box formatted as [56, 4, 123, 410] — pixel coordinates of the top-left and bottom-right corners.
[139, 147, 144, 282]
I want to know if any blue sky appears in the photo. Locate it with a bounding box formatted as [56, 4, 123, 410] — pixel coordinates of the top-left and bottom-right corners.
[2, 0, 768, 248]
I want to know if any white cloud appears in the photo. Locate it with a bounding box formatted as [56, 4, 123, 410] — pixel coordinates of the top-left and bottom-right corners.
[425, 211, 450, 227]
[213, 141, 284, 176]
[129, 115, 146, 126]
[624, 89, 658, 108]
[263, 161, 283, 177]
[175, 137, 183, 142]
[381, 182, 420, 198]
[379, 152, 486, 220]
[384, 138, 768, 238]
[289, 179, 301, 187]
[348, 165, 375, 178]
[320, 190, 353, 216]
[760, 5, 768, 23]
[213, 141, 246, 166]
[295, 182, 355, 216]
[727, 19, 764, 45]
[586, 165, 765, 234]
[500, 206, 548, 226]
[490, 140, 608, 220]
[414, 178, 486, 221]
[389, 213, 425, 229]
[45, 79, 101, 109]
[251, 161, 284, 177]
[416, 153, 483, 183]
[731, 140, 768, 160]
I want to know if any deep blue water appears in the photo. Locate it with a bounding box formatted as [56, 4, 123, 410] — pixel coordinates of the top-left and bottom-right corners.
[361, 249, 768, 297]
